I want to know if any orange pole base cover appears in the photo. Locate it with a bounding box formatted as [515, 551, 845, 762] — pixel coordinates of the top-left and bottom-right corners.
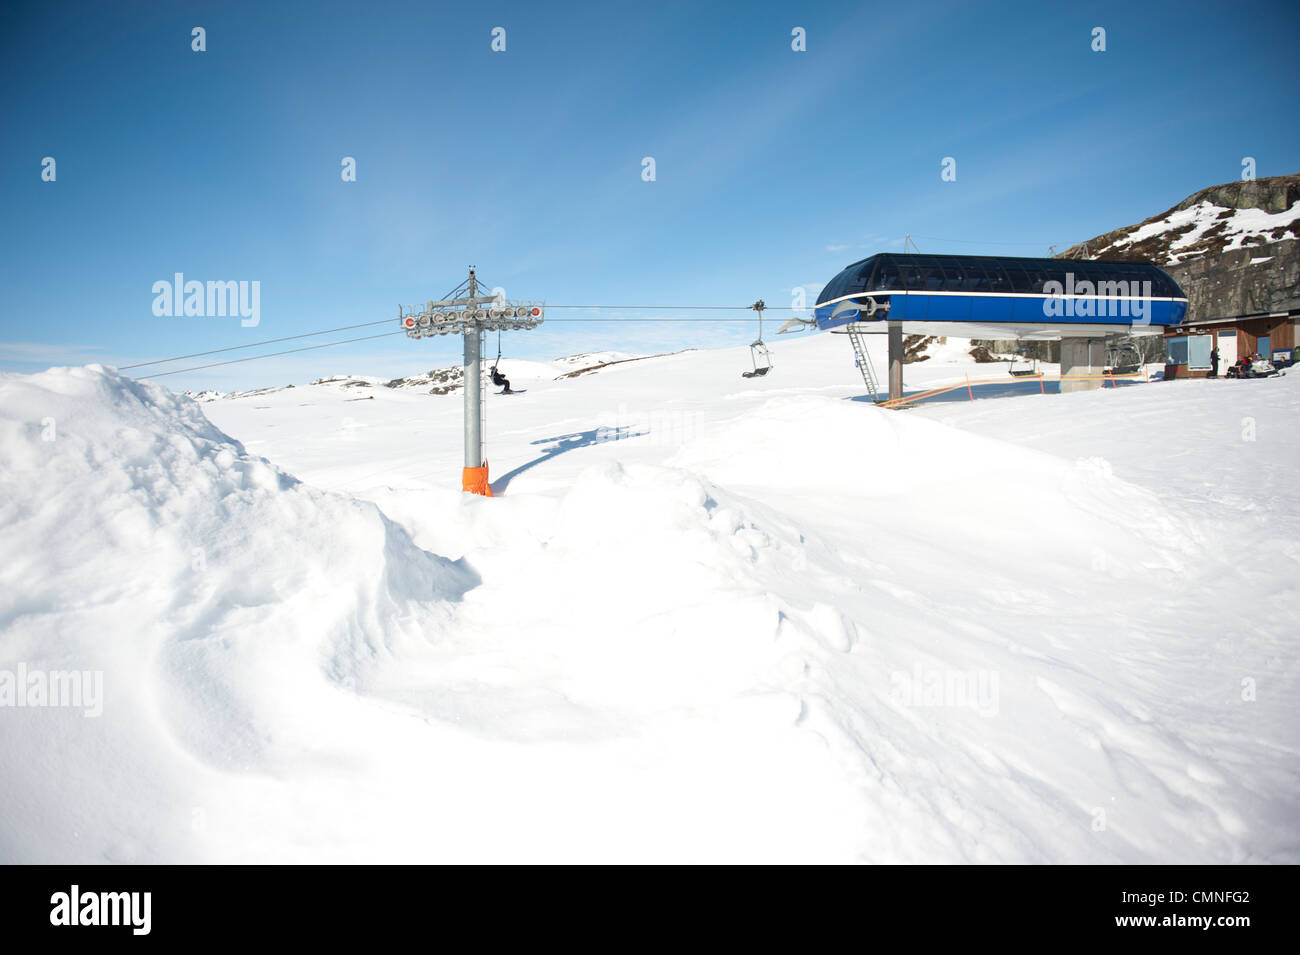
[461, 464, 493, 496]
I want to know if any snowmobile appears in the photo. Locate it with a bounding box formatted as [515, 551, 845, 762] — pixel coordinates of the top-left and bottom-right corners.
[1226, 357, 1282, 379]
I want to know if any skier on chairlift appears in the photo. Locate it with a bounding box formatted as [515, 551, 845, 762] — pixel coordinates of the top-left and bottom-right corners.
[490, 363, 513, 394]
[489, 329, 518, 394]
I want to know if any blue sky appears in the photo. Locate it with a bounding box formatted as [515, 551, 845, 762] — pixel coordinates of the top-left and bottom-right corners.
[2, 0, 1298, 390]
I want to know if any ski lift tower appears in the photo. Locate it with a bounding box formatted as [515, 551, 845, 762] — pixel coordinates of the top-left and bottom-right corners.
[398, 267, 543, 496]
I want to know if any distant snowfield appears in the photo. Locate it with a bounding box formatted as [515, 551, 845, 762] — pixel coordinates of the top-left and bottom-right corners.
[1, 333, 1296, 863]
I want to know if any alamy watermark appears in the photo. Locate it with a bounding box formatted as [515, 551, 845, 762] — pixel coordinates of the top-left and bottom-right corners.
[152, 273, 260, 327]
[595, 403, 699, 449]
[0, 663, 103, 717]
[50, 885, 150, 935]
[1042, 272, 1153, 323]
[890, 665, 1000, 717]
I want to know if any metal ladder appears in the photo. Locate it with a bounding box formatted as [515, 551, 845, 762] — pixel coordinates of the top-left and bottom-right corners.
[846, 324, 881, 402]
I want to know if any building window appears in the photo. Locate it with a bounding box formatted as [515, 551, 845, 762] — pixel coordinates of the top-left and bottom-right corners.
[1188, 335, 1212, 370]
[1166, 336, 1188, 365]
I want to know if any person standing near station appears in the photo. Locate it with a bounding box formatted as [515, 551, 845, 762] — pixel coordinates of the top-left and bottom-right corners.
[1210, 344, 1219, 378]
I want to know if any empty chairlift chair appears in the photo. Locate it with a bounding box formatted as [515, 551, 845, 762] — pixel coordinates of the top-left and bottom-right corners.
[742, 300, 772, 378]
[1008, 347, 1040, 377]
[1107, 336, 1144, 375]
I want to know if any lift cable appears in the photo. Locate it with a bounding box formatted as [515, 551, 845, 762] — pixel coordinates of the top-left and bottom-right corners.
[122, 276, 486, 372]
[122, 275, 488, 370]
[542, 304, 757, 310]
[114, 304, 826, 379]
[119, 308, 799, 370]
[538, 320, 780, 324]
[119, 318, 398, 370]
[902, 235, 1055, 249]
[134, 331, 407, 380]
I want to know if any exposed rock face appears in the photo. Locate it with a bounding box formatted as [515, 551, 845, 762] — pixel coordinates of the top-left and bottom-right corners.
[1164, 244, 1300, 318]
[1059, 172, 1300, 320]
[1177, 175, 1300, 215]
[902, 334, 938, 363]
[187, 369, 465, 401]
[968, 344, 1001, 363]
[311, 375, 374, 388]
[385, 367, 463, 394]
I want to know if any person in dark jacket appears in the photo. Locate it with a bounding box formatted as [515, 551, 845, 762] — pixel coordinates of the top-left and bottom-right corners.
[490, 365, 512, 394]
[1210, 346, 1219, 378]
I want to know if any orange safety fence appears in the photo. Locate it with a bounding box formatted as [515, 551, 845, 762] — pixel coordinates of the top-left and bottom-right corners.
[878, 369, 1149, 409]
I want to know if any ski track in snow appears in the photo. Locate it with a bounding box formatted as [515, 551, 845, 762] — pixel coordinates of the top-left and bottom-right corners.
[1, 333, 1297, 863]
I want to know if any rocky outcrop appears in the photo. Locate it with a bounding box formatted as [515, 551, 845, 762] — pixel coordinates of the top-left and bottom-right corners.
[902, 334, 937, 363]
[1059, 172, 1300, 320]
[1163, 243, 1300, 318]
[384, 367, 463, 394]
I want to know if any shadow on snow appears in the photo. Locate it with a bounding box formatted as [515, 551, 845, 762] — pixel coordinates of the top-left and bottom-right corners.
[848, 376, 1145, 406]
[492, 425, 647, 493]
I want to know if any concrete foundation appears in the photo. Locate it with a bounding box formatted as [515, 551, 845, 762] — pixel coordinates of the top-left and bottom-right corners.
[1060, 337, 1106, 393]
[888, 321, 904, 402]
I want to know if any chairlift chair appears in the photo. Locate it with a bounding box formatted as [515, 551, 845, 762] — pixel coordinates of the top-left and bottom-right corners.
[1008, 348, 1040, 377]
[489, 329, 520, 394]
[1107, 337, 1144, 376]
[743, 339, 772, 378]
[741, 300, 772, 378]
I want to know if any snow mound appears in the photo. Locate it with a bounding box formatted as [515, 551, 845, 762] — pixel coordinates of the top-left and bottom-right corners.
[0, 365, 474, 862]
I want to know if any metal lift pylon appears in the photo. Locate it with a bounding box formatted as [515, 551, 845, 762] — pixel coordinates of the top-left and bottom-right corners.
[397, 267, 544, 496]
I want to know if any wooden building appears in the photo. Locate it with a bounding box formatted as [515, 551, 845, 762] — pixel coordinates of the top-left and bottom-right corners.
[1163, 308, 1298, 379]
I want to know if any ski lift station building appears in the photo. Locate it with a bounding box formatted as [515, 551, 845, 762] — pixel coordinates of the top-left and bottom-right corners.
[813, 253, 1188, 397]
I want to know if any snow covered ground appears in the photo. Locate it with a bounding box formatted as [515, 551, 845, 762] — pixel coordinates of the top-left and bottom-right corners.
[1, 332, 1296, 863]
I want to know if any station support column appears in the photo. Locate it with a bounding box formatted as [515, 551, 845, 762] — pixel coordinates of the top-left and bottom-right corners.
[1060, 336, 1106, 394]
[888, 321, 904, 403]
